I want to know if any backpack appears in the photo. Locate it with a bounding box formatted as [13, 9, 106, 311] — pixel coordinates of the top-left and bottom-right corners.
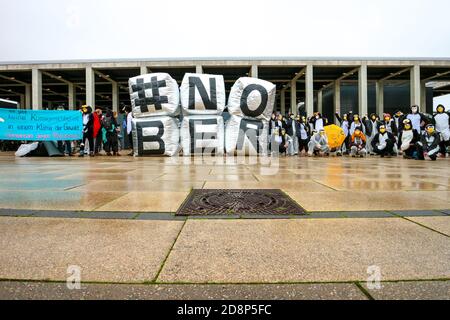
[102, 116, 113, 131]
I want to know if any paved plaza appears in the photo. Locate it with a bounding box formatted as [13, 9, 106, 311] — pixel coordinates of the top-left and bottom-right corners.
[0, 153, 449, 299]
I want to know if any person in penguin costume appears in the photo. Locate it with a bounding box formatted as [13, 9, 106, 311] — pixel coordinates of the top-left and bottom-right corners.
[379, 113, 398, 136]
[335, 112, 350, 155]
[432, 104, 450, 157]
[349, 127, 367, 158]
[403, 105, 430, 133]
[416, 124, 441, 161]
[398, 119, 420, 159]
[295, 115, 311, 156]
[371, 124, 396, 158]
[394, 110, 404, 133]
[349, 113, 366, 136]
[79, 105, 95, 157]
[364, 113, 380, 155]
[307, 129, 330, 157]
[309, 112, 327, 132]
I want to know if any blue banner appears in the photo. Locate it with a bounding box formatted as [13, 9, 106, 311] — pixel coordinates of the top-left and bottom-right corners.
[0, 109, 83, 141]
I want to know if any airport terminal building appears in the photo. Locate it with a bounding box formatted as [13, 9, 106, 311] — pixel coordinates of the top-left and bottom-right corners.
[1, 57, 450, 120]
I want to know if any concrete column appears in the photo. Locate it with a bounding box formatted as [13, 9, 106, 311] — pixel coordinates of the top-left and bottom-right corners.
[318, 90, 323, 114]
[420, 81, 427, 112]
[251, 65, 258, 78]
[140, 66, 148, 75]
[25, 84, 31, 109]
[68, 83, 76, 110]
[31, 68, 42, 110]
[375, 80, 384, 116]
[358, 64, 368, 116]
[196, 65, 203, 74]
[410, 65, 421, 107]
[334, 80, 341, 115]
[290, 80, 297, 116]
[85, 66, 95, 108]
[280, 90, 286, 115]
[20, 94, 25, 109]
[112, 82, 119, 113]
[305, 64, 314, 116]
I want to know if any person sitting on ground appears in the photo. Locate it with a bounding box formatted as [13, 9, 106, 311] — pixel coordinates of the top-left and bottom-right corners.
[398, 119, 420, 159]
[279, 128, 293, 156]
[416, 124, 441, 161]
[350, 128, 367, 158]
[102, 110, 121, 156]
[371, 124, 396, 158]
[307, 129, 330, 157]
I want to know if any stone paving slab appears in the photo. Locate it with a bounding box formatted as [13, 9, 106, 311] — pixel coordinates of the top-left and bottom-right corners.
[286, 191, 450, 212]
[0, 281, 368, 300]
[158, 218, 450, 283]
[391, 210, 447, 217]
[0, 217, 183, 283]
[0, 191, 127, 211]
[406, 216, 450, 236]
[361, 281, 450, 300]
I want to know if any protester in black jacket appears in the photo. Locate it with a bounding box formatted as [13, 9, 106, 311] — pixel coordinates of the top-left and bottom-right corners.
[79, 105, 94, 157]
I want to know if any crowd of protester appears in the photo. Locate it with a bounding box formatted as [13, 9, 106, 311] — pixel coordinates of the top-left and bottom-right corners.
[269, 104, 450, 161]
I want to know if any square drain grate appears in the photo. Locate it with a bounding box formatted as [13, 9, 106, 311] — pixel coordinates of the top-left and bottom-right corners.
[176, 189, 306, 216]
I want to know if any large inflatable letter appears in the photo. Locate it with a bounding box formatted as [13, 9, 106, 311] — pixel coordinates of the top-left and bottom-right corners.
[132, 116, 180, 157]
[228, 77, 276, 121]
[181, 115, 224, 156]
[225, 115, 268, 156]
[129, 73, 180, 118]
[180, 73, 225, 115]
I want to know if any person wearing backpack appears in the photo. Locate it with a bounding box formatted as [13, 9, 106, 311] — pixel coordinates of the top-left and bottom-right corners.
[102, 110, 120, 156]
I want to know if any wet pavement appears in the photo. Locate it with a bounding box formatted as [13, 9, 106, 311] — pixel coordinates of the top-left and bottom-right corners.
[0, 153, 449, 299]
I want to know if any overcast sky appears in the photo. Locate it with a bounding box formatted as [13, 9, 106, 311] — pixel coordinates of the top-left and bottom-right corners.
[1, 0, 450, 62]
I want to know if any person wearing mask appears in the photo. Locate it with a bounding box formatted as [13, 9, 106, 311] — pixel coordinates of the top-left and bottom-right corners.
[279, 128, 294, 156]
[335, 113, 350, 155]
[349, 128, 367, 158]
[79, 105, 94, 157]
[365, 113, 380, 155]
[398, 119, 420, 159]
[432, 104, 450, 157]
[404, 105, 429, 133]
[307, 129, 330, 157]
[416, 124, 441, 161]
[102, 110, 120, 156]
[371, 125, 396, 158]
[295, 115, 310, 156]
[309, 112, 325, 132]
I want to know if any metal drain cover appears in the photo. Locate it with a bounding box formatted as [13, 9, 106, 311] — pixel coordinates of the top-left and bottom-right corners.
[176, 189, 306, 216]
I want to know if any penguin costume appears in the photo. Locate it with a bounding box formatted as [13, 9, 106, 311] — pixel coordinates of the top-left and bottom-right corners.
[416, 124, 441, 161]
[365, 113, 379, 155]
[371, 124, 396, 157]
[335, 113, 350, 154]
[379, 113, 398, 136]
[295, 115, 311, 156]
[403, 105, 430, 133]
[79, 105, 94, 157]
[349, 114, 366, 136]
[350, 128, 367, 158]
[394, 110, 404, 133]
[309, 113, 327, 132]
[398, 119, 420, 159]
[432, 104, 450, 156]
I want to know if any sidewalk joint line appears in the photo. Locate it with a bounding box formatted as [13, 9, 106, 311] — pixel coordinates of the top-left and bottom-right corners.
[152, 219, 187, 283]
